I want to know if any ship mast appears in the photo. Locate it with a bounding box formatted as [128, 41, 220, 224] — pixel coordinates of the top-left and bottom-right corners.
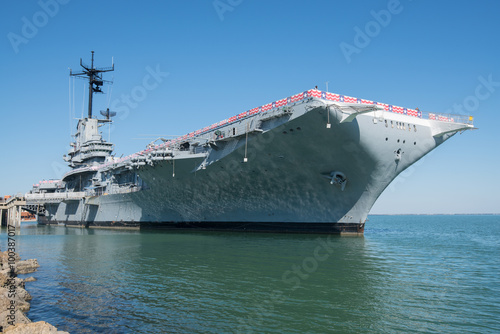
[70, 51, 114, 119]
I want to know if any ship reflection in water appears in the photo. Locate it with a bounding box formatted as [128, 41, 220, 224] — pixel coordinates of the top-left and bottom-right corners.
[14, 215, 500, 333]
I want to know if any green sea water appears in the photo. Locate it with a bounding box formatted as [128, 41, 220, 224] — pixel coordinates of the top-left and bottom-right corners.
[1, 215, 499, 333]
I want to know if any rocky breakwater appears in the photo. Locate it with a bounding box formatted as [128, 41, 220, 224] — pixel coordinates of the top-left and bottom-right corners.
[0, 250, 69, 333]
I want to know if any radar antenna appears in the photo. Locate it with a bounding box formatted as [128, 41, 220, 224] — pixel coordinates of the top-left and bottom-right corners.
[100, 108, 117, 120]
[70, 51, 114, 119]
[99, 108, 117, 142]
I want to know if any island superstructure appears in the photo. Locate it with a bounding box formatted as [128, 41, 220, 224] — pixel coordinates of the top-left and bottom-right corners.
[26, 52, 475, 233]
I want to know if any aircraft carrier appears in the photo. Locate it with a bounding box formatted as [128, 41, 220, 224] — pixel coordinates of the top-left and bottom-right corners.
[26, 52, 475, 234]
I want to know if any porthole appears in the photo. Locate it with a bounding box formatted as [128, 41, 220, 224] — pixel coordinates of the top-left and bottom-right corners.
[397, 139, 400, 143]
[385, 137, 388, 141]
[414, 142, 416, 145]
[403, 140, 405, 144]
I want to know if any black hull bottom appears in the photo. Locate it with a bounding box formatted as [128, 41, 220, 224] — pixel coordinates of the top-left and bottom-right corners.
[143, 221, 364, 235]
[39, 220, 365, 235]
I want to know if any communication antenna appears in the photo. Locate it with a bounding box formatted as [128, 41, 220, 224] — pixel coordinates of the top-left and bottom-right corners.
[70, 51, 114, 119]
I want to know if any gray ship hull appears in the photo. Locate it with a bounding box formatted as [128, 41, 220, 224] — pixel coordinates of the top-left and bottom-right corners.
[32, 94, 472, 234]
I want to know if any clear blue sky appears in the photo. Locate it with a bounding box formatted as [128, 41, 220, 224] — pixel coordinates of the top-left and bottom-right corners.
[1, 0, 499, 214]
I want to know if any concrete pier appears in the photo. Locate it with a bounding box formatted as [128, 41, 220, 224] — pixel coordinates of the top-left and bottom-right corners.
[0, 195, 26, 227]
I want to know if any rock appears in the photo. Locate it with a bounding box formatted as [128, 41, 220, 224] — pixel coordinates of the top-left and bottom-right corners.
[0, 271, 9, 287]
[0, 270, 12, 278]
[0, 272, 26, 289]
[14, 259, 40, 275]
[23, 277, 37, 283]
[15, 286, 32, 303]
[12, 278, 25, 289]
[0, 252, 39, 275]
[0, 270, 25, 288]
[0, 253, 19, 272]
[0, 287, 14, 310]
[0, 252, 21, 270]
[0, 309, 31, 331]
[0, 287, 31, 313]
[4, 321, 69, 334]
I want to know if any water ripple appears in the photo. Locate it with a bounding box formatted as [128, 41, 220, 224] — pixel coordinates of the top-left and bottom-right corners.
[1, 215, 499, 333]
